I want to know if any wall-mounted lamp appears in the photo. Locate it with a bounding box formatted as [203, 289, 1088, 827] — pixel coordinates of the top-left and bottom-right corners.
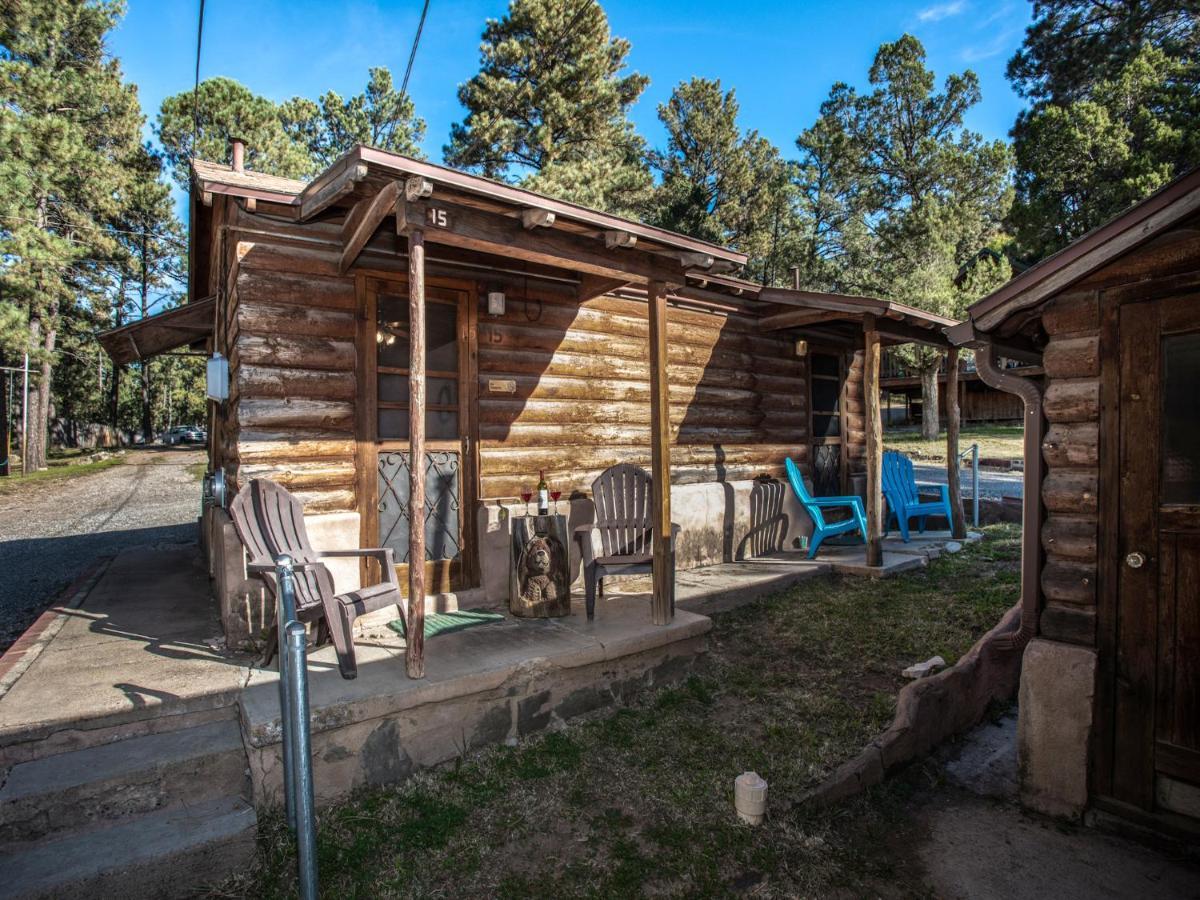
[487, 290, 506, 316]
[206, 352, 229, 401]
[794, 339, 808, 358]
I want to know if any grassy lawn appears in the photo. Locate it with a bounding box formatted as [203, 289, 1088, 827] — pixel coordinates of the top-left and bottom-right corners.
[884, 424, 1024, 462]
[0, 451, 126, 495]
[232, 525, 1019, 899]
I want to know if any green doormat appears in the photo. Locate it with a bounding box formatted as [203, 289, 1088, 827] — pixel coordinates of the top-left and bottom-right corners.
[387, 609, 506, 639]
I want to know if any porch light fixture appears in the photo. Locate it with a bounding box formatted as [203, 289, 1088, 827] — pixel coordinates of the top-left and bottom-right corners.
[487, 290, 506, 316]
[794, 339, 808, 357]
[206, 352, 229, 401]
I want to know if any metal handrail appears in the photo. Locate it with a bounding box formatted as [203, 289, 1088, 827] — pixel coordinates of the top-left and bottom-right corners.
[957, 443, 980, 528]
[274, 556, 319, 899]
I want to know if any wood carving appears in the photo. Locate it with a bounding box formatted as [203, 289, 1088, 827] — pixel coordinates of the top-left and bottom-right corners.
[510, 515, 570, 617]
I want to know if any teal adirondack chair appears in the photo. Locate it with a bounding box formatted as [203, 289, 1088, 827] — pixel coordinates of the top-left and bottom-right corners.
[882, 450, 954, 541]
[784, 457, 867, 559]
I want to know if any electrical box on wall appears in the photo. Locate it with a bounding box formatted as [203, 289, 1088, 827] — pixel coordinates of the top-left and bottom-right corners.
[206, 352, 229, 401]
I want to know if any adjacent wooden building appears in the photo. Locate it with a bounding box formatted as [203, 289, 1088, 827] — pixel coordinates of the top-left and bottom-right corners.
[100, 142, 957, 657]
[950, 166, 1200, 835]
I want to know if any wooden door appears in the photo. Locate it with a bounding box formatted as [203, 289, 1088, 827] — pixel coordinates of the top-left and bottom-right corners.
[1107, 291, 1200, 818]
[362, 279, 477, 594]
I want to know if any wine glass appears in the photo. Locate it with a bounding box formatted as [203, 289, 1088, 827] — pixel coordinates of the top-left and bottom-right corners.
[520, 489, 532, 518]
[550, 489, 562, 516]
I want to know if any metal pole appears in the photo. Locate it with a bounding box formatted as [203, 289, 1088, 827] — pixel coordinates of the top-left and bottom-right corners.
[275, 555, 298, 830]
[971, 443, 980, 528]
[21, 353, 29, 476]
[286, 620, 319, 900]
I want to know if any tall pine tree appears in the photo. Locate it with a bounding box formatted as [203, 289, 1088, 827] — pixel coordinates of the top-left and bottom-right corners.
[445, 0, 652, 215]
[0, 0, 144, 469]
[648, 78, 788, 276]
[1007, 0, 1200, 259]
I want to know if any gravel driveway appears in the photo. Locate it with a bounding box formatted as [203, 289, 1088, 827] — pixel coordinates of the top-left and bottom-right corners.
[0, 448, 204, 651]
[912, 463, 1025, 499]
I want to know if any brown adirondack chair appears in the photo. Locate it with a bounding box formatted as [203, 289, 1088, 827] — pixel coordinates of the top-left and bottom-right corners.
[229, 478, 404, 680]
[573, 463, 679, 620]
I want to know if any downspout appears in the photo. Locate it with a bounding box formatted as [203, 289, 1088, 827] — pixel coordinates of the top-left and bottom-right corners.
[974, 341, 1044, 651]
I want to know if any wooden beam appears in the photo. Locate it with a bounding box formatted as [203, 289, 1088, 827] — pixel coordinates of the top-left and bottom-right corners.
[406, 226, 427, 679]
[759, 308, 851, 330]
[864, 314, 883, 567]
[339, 180, 403, 275]
[398, 201, 686, 286]
[946, 347, 967, 538]
[605, 230, 637, 249]
[300, 161, 369, 220]
[677, 251, 714, 269]
[648, 279, 673, 626]
[577, 275, 629, 303]
[522, 208, 555, 229]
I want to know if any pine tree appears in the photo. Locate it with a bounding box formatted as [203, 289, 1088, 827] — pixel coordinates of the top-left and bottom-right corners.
[0, 0, 144, 469]
[648, 78, 788, 275]
[1007, 1, 1200, 259]
[445, 0, 652, 215]
[281, 67, 426, 168]
[793, 36, 1012, 439]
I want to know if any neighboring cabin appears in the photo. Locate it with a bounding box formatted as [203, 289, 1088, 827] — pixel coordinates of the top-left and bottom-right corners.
[951, 166, 1200, 835]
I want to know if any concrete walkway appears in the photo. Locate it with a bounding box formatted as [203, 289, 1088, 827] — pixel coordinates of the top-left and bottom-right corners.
[909, 712, 1200, 899]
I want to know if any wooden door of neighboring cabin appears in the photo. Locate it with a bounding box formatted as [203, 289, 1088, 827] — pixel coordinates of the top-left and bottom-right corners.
[362, 279, 477, 595]
[1104, 291, 1200, 820]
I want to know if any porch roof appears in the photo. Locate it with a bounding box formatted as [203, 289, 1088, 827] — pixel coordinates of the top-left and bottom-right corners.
[97, 297, 215, 365]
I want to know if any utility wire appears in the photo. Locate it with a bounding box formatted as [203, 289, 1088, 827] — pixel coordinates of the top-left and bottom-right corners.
[192, 0, 206, 157]
[401, 0, 432, 96]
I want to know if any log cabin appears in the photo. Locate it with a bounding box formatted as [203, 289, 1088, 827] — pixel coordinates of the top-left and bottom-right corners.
[99, 141, 958, 663]
[949, 166, 1200, 836]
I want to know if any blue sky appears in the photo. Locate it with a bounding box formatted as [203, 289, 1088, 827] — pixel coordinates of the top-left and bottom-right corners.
[111, 0, 1033, 175]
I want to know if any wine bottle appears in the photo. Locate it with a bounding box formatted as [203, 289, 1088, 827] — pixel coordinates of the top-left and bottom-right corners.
[537, 469, 549, 516]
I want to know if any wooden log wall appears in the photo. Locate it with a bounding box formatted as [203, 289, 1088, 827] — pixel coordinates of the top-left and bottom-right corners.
[1039, 289, 1101, 646]
[476, 289, 809, 499]
[843, 350, 867, 479]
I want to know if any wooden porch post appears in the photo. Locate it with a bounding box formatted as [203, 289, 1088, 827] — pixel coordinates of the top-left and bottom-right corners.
[406, 227, 427, 678]
[945, 347, 967, 539]
[648, 280, 673, 625]
[864, 315, 883, 567]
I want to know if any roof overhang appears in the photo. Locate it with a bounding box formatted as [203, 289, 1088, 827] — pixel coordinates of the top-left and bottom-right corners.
[964, 165, 1200, 338]
[98, 298, 215, 365]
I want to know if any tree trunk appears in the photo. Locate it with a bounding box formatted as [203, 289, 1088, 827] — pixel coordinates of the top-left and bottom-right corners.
[111, 275, 124, 430]
[920, 364, 940, 441]
[140, 230, 152, 443]
[24, 314, 54, 472]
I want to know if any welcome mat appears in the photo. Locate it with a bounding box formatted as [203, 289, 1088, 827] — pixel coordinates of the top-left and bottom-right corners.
[387, 609, 506, 640]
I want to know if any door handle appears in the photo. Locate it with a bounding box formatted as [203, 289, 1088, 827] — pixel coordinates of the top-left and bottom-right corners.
[1125, 551, 1146, 569]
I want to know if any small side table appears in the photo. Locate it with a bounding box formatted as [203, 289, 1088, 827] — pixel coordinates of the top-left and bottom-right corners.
[509, 513, 571, 617]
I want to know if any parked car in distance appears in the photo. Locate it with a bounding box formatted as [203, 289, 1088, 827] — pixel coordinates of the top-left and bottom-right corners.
[162, 425, 206, 445]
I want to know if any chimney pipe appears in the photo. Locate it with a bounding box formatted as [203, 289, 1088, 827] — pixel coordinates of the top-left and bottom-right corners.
[230, 137, 245, 173]
[790, 266, 802, 291]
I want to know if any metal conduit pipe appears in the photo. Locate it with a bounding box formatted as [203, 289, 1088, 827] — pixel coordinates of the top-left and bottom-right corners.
[974, 341, 1044, 651]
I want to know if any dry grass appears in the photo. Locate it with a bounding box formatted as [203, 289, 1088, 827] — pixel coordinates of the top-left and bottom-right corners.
[224, 525, 1020, 899]
[884, 424, 1024, 462]
[0, 452, 126, 495]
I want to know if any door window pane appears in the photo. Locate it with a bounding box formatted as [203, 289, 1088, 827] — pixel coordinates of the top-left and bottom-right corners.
[811, 352, 840, 378]
[812, 378, 841, 413]
[378, 407, 460, 440]
[379, 375, 459, 407]
[377, 295, 459, 373]
[1162, 332, 1200, 503]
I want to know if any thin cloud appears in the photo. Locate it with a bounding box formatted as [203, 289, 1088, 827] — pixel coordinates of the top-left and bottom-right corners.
[917, 1, 966, 22]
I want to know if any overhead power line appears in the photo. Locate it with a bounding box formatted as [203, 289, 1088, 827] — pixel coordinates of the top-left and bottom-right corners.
[192, 0, 206, 156]
[401, 0, 432, 96]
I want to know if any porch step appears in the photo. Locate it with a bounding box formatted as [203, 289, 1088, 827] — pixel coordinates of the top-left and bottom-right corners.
[0, 718, 248, 843]
[0, 793, 256, 899]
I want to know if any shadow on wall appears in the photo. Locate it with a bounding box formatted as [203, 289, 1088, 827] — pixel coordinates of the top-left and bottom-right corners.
[738, 478, 790, 560]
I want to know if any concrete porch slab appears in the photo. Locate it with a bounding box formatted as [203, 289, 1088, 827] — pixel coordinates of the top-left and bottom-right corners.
[0, 546, 249, 766]
[818, 544, 929, 577]
[675, 553, 831, 615]
[240, 594, 712, 805]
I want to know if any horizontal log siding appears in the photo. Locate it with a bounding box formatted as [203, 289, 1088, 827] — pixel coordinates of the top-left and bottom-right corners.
[226, 236, 360, 514]
[477, 291, 808, 499]
[1039, 290, 1101, 646]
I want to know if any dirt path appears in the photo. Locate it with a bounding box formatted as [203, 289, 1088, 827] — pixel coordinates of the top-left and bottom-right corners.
[0, 448, 204, 652]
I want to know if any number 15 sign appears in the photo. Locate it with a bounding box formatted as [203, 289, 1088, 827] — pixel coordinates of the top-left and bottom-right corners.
[425, 207, 450, 228]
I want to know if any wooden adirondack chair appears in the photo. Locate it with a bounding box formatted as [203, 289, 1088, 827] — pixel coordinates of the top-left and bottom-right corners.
[229, 478, 404, 680]
[783, 456, 867, 558]
[574, 463, 679, 620]
[881, 450, 954, 541]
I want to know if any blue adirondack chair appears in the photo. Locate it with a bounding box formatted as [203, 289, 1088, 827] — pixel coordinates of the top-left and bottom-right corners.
[784, 457, 868, 559]
[882, 450, 954, 541]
